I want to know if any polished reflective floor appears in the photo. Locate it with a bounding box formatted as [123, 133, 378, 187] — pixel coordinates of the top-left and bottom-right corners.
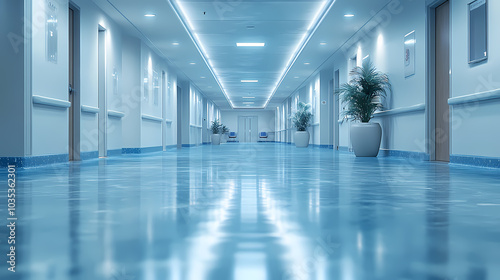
[1, 143, 500, 280]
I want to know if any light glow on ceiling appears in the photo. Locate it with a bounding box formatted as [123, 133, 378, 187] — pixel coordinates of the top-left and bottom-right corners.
[144, 13, 156, 17]
[236, 43, 265, 47]
[242, 96, 255, 99]
[263, 0, 337, 108]
[168, 0, 336, 109]
[167, 0, 234, 107]
[241, 80, 259, 83]
[243, 102, 255, 104]
[344, 14, 355, 17]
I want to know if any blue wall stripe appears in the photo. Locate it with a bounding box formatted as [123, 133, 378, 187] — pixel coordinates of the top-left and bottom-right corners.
[379, 149, 430, 161]
[0, 154, 69, 168]
[451, 154, 500, 169]
[122, 146, 163, 154]
[107, 149, 123, 156]
[80, 151, 99, 160]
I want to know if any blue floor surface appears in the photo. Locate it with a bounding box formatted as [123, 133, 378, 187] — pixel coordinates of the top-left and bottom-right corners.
[1, 143, 499, 280]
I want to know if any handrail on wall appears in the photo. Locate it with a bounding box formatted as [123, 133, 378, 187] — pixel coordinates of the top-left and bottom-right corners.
[32, 95, 71, 108]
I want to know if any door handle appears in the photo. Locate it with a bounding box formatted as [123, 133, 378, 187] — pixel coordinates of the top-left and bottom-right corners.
[69, 84, 74, 94]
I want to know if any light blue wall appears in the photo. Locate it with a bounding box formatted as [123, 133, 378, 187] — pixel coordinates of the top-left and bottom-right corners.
[141, 42, 165, 148]
[1, 0, 205, 163]
[0, 0, 26, 157]
[31, 0, 69, 156]
[335, 0, 427, 153]
[450, 0, 500, 158]
[221, 110, 275, 142]
[122, 36, 142, 150]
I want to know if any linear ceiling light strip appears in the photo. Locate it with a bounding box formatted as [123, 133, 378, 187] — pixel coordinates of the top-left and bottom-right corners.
[167, 0, 235, 108]
[263, 0, 336, 109]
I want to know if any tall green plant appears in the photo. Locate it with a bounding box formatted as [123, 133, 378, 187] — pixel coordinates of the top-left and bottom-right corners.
[337, 60, 391, 123]
[210, 120, 221, 134]
[292, 102, 313, 131]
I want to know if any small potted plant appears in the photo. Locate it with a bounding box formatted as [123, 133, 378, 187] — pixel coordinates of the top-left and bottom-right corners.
[220, 125, 229, 143]
[210, 120, 222, 145]
[292, 102, 313, 148]
[337, 60, 391, 157]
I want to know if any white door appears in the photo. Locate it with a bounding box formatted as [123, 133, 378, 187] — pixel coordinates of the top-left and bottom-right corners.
[238, 116, 258, 143]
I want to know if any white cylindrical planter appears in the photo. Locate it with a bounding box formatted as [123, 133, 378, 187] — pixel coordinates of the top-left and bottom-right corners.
[294, 131, 310, 148]
[211, 134, 221, 145]
[350, 122, 382, 157]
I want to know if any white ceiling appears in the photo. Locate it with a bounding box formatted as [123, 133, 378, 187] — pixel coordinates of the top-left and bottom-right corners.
[97, 0, 393, 109]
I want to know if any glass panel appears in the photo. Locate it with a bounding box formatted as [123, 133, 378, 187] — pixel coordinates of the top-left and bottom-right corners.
[469, 0, 487, 63]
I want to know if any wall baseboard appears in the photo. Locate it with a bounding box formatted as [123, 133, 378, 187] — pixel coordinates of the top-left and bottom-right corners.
[0, 154, 69, 168]
[379, 149, 430, 161]
[181, 144, 197, 148]
[80, 151, 99, 160]
[311, 144, 330, 149]
[122, 146, 163, 154]
[450, 154, 500, 169]
[107, 149, 123, 156]
[338, 146, 350, 152]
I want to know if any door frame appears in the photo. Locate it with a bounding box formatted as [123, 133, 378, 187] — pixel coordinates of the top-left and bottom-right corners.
[98, 25, 107, 157]
[69, 3, 81, 161]
[177, 86, 182, 148]
[426, 0, 451, 161]
[161, 71, 166, 151]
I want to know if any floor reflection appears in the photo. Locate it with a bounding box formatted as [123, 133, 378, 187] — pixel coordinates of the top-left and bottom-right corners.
[1, 144, 500, 280]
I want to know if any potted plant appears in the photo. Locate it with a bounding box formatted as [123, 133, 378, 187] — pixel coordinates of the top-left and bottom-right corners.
[337, 60, 391, 157]
[220, 125, 229, 143]
[292, 102, 313, 148]
[210, 120, 222, 145]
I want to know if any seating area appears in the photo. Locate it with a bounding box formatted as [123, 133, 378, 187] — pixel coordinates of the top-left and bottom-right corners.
[228, 131, 238, 142]
[258, 132, 268, 142]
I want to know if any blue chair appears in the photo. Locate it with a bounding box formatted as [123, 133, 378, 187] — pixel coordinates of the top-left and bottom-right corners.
[228, 132, 237, 142]
[259, 132, 268, 142]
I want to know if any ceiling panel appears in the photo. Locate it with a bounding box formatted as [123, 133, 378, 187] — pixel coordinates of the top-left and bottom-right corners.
[98, 0, 393, 110]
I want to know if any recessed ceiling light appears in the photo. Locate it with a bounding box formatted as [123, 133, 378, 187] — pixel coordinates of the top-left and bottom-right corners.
[344, 14, 355, 17]
[320, 42, 327, 45]
[237, 43, 265, 47]
[294, 76, 300, 79]
[190, 62, 196, 65]
[243, 102, 255, 104]
[172, 42, 179, 46]
[304, 62, 310, 65]
[241, 80, 258, 83]
[144, 13, 156, 17]
[243, 96, 255, 99]
[200, 76, 206, 79]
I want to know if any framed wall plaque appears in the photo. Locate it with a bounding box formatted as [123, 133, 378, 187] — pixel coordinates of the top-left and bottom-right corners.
[404, 30, 415, 77]
[469, 0, 487, 64]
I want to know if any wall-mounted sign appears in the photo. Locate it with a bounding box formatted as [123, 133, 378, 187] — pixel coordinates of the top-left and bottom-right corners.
[469, 0, 487, 64]
[46, 0, 58, 63]
[404, 30, 415, 77]
[112, 68, 119, 96]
